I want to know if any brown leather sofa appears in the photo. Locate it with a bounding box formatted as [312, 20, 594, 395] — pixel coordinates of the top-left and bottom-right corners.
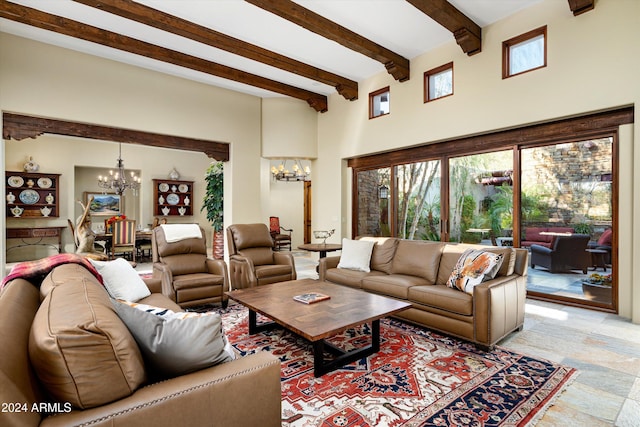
[0, 263, 281, 427]
[152, 225, 229, 308]
[319, 238, 528, 350]
[227, 223, 296, 289]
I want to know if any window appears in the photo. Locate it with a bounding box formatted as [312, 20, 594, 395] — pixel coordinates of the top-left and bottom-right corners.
[424, 62, 453, 102]
[369, 87, 390, 119]
[503, 26, 547, 79]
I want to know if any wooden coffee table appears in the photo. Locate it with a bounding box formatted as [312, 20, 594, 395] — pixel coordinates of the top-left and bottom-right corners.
[226, 279, 410, 377]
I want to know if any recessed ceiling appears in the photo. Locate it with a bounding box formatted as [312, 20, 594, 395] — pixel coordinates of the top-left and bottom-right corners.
[1, 0, 543, 103]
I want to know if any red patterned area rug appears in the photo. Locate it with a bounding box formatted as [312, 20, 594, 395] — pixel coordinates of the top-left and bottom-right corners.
[217, 304, 577, 427]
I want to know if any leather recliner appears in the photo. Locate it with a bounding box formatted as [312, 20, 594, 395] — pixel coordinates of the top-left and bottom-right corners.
[227, 223, 296, 289]
[152, 225, 229, 308]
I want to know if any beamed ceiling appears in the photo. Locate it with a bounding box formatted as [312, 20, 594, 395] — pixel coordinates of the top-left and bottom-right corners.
[1, 0, 593, 112]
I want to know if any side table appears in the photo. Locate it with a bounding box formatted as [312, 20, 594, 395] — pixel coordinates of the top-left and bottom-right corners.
[586, 248, 607, 271]
[298, 243, 342, 259]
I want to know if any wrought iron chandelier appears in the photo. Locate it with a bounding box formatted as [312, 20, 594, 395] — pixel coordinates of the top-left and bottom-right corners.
[97, 143, 141, 195]
[270, 159, 311, 182]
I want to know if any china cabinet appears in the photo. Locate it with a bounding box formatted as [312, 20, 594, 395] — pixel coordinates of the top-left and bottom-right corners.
[5, 171, 60, 218]
[153, 179, 193, 216]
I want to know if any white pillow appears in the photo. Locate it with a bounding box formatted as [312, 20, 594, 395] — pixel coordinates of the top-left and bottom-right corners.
[337, 238, 376, 273]
[89, 258, 151, 302]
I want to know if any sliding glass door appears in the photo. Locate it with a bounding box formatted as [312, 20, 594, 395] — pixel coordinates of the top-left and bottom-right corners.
[395, 160, 441, 240]
[522, 137, 614, 306]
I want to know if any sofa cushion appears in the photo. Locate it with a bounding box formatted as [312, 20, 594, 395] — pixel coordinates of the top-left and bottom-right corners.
[338, 238, 375, 272]
[362, 274, 429, 299]
[161, 253, 208, 275]
[238, 247, 274, 266]
[324, 268, 385, 288]
[447, 249, 504, 294]
[408, 285, 473, 316]
[597, 229, 613, 246]
[360, 237, 399, 274]
[391, 240, 444, 283]
[112, 300, 234, 378]
[89, 257, 151, 302]
[29, 265, 146, 409]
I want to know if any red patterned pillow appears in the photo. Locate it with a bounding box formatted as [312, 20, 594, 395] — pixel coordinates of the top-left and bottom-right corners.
[447, 249, 504, 294]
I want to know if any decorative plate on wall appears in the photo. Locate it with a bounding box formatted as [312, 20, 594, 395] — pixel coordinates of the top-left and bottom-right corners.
[178, 184, 189, 193]
[158, 183, 170, 192]
[166, 193, 180, 205]
[8, 176, 24, 187]
[19, 189, 40, 205]
[37, 177, 52, 188]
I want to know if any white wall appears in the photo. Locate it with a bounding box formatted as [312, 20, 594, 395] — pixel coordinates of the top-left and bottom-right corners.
[315, 0, 640, 321]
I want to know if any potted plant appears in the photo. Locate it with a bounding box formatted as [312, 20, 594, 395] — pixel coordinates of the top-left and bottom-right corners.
[201, 161, 224, 259]
[582, 273, 612, 303]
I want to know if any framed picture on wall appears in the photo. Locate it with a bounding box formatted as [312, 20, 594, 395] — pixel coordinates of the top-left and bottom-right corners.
[84, 192, 123, 216]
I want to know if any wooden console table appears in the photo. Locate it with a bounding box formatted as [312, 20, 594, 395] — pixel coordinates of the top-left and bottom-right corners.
[6, 227, 66, 253]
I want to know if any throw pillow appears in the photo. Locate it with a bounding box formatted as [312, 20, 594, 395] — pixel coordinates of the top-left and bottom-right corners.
[112, 300, 234, 378]
[447, 249, 504, 294]
[337, 238, 375, 272]
[89, 258, 151, 302]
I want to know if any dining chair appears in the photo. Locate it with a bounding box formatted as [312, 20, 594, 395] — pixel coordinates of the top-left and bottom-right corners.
[110, 219, 137, 262]
[269, 216, 292, 251]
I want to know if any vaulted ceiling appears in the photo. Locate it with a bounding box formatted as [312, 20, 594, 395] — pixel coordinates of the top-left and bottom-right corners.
[0, 0, 593, 112]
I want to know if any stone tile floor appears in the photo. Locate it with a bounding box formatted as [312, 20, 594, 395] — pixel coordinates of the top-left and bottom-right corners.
[136, 251, 639, 426]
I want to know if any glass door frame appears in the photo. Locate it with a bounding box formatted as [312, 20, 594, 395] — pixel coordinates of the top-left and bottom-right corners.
[348, 107, 632, 313]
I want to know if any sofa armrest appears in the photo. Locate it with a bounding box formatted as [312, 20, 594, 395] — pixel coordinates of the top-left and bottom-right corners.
[472, 275, 527, 348]
[529, 244, 552, 254]
[152, 262, 175, 302]
[228, 255, 257, 289]
[142, 277, 162, 294]
[40, 352, 282, 427]
[273, 252, 297, 280]
[318, 256, 340, 281]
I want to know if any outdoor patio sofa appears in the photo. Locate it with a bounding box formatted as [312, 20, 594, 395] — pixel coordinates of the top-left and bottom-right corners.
[0, 261, 281, 427]
[520, 226, 575, 248]
[319, 238, 528, 350]
[530, 233, 591, 273]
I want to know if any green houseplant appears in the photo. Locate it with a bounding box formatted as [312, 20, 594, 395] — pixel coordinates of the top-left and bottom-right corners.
[201, 161, 224, 259]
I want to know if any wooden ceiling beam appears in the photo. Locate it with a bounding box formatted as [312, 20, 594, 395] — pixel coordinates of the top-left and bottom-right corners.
[405, 0, 482, 56]
[245, 0, 410, 82]
[3, 112, 231, 161]
[567, 0, 595, 16]
[72, 0, 358, 101]
[0, 1, 328, 112]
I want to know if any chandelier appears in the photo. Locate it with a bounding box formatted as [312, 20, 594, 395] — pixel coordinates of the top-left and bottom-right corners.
[97, 143, 141, 195]
[270, 159, 311, 182]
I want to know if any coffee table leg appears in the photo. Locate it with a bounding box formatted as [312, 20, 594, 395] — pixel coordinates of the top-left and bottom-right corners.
[312, 319, 381, 377]
[248, 310, 258, 335]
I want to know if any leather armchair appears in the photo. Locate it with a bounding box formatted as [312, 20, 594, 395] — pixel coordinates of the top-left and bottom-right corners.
[152, 225, 229, 308]
[227, 223, 296, 289]
[530, 233, 591, 274]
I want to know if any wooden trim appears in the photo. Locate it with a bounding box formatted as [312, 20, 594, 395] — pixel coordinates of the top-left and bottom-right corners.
[424, 62, 454, 103]
[369, 87, 390, 120]
[502, 26, 547, 79]
[568, 0, 595, 16]
[406, 0, 482, 56]
[2, 112, 230, 161]
[0, 1, 328, 112]
[348, 107, 634, 170]
[72, 0, 358, 101]
[246, 0, 410, 82]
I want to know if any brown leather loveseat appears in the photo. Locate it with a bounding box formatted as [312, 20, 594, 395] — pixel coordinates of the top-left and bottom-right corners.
[319, 238, 528, 350]
[0, 262, 281, 427]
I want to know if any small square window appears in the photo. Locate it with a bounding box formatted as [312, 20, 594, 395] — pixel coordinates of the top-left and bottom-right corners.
[424, 62, 453, 103]
[369, 87, 390, 119]
[503, 26, 547, 79]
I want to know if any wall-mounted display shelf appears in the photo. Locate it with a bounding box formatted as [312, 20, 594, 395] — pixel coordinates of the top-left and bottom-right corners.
[5, 171, 61, 218]
[153, 179, 194, 216]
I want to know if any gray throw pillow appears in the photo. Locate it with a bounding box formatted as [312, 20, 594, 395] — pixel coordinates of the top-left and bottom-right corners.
[112, 299, 234, 377]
